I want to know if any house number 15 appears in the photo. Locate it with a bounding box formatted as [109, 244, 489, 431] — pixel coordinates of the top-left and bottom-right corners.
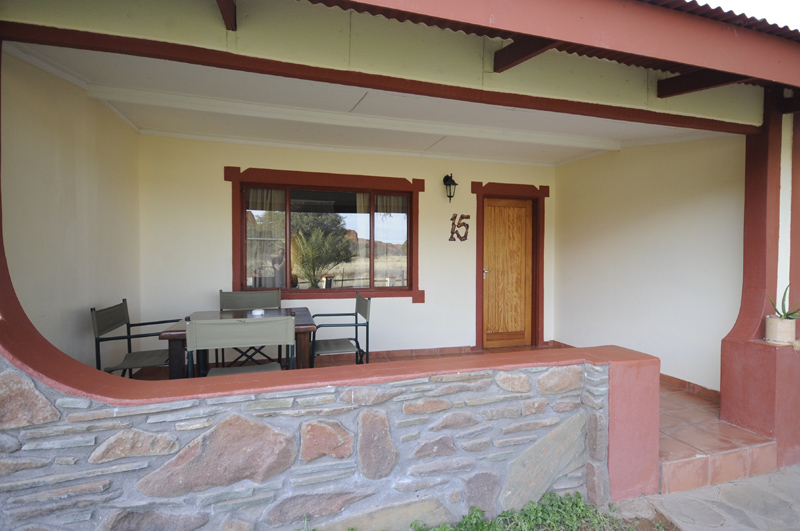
[449, 214, 470, 242]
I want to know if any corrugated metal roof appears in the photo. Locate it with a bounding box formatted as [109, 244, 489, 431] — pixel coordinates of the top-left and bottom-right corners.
[554, 43, 698, 75]
[304, 0, 516, 40]
[639, 0, 800, 43]
[304, 0, 797, 77]
[304, 0, 700, 74]
[306, 0, 800, 44]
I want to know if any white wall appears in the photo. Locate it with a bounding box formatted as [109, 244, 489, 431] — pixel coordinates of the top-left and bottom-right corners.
[554, 137, 745, 390]
[137, 135, 556, 353]
[1, 53, 141, 367]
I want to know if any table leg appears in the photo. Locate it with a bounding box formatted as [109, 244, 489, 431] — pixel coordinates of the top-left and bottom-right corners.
[199, 349, 209, 377]
[295, 331, 310, 369]
[168, 338, 186, 379]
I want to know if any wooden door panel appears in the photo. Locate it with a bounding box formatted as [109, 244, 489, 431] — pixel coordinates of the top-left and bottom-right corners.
[483, 198, 533, 348]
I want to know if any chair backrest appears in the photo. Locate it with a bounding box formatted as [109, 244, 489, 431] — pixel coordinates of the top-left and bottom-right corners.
[356, 292, 371, 322]
[186, 316, 295, 352]
[90, 299, 130, 338]
[219, 290, 281, 311]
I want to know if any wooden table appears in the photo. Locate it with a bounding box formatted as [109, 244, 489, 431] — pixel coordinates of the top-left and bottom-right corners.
[159, 307, 317, 379]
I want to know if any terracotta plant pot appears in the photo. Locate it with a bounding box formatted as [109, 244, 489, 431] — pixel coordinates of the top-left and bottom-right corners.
[765, 315, 796, 344]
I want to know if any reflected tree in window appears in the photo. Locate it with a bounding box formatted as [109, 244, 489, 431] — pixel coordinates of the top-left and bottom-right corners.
[242, 185, 409, 291]
[291, 211, 355, 288]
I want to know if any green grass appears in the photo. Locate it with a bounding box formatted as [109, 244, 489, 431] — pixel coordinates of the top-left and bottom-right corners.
[410, 493, 631, 531]
[297, 492, 634, 531]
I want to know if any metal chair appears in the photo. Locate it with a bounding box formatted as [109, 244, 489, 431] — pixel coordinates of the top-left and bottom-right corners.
[217, 289, 282, 367]
[185, 316, 295, 377]
[90, 299, 179, 377]
[311, 292, 370, 367]
[219, 290, 281, 313]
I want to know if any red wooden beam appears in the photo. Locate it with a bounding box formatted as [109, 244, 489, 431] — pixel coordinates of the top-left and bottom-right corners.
[493, 35, 560, 73]
[658, 69, 755, 98]
[342, 0, 800, 90]
[782, 94, 800, 115]
[0, 21, 759, 137]
[216, 0, 237, 31]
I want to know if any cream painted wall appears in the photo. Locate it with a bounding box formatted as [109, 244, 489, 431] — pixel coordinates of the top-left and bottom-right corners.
[0, 0, 227, 51]
[137, 136, 556, 353]
[1, 42, 559, 366]
[777, 115, 794, 295]
[0, 38, 750, 390]
[1, 53, 142, 367]
[554, 137, 745, 390]
[0, 3, 754, 382]
[0, 0, 763, 126]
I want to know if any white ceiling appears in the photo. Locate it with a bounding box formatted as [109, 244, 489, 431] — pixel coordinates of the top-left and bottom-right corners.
[5, 42, 730, 166]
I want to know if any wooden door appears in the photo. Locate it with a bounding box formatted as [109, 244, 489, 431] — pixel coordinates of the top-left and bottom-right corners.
[483, 198, 533, 348]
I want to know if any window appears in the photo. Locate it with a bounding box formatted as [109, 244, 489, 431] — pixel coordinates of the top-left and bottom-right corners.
[245, 187, 408, 290]
[227, 168, 425, 302]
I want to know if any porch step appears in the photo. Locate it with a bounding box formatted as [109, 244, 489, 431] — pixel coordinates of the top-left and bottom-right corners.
[659, 383, 777, 494]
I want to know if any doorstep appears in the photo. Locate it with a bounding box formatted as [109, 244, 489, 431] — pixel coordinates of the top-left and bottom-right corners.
[659, 382, 777, 494]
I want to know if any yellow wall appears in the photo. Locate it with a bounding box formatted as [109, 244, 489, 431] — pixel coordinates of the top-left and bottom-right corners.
[554, 137, 745, 390]
[1, 52, 557, 363]
[0, 0, 763, 126]
[137, 136, 556, 353]
[1, 53, 142, 367]
[0, 2, 752, 382]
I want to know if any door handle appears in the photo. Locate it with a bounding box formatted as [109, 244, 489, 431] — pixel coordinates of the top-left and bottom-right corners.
[483, 268, 491, 279]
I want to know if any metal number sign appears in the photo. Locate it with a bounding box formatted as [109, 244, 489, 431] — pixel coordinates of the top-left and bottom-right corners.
[449, 214, 470, 242]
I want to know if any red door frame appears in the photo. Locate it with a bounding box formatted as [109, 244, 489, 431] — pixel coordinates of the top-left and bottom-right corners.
[472, 182, 549, 350]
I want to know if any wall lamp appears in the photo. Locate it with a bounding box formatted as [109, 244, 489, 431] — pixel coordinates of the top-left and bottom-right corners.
[443, 174, 458, 203]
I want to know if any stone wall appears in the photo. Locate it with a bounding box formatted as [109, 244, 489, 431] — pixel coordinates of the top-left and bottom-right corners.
[0, 356, 610, 531]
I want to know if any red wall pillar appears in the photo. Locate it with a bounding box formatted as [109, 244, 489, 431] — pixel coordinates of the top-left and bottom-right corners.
[607, 355, 660, 500]
[721, 89, 800, 468]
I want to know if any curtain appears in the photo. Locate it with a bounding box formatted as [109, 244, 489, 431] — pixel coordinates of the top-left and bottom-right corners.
[247, 188, 284, 212]
[245, 188, 286, 287]
[376, 194, 407, 214]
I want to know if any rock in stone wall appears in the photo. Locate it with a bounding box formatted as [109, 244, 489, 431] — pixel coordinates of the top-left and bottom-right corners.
[0, 358, 610, 530]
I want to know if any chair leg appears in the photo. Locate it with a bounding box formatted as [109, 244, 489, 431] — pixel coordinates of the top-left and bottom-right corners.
[187, 351, 195, 378]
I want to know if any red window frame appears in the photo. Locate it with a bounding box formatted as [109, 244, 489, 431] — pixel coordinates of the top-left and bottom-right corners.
[226, 167, 425, 302]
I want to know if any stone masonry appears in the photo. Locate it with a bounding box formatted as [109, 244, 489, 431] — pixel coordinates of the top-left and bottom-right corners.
[0, 357, 610, 530]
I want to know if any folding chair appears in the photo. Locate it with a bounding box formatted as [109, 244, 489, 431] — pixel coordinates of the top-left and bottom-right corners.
[217, 289, 282, 368]
[90, 299, 179, 377]
[311, 292, 370, 367]
[185, 316, 295, 377]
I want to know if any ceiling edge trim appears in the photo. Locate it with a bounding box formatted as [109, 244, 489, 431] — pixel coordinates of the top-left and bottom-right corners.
[0, 21, 761, 137]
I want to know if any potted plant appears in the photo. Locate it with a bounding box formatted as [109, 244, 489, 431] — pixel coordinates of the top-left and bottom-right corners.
[766, 285, 800, 344]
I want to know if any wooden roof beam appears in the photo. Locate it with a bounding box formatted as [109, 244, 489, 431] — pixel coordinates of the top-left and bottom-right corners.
[782, 93, 800, 114]
[345, 0, 800, 89]
[217, 0, 237, 31]
[658, 69, 755, 98]
[494, 35, 561, 73]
